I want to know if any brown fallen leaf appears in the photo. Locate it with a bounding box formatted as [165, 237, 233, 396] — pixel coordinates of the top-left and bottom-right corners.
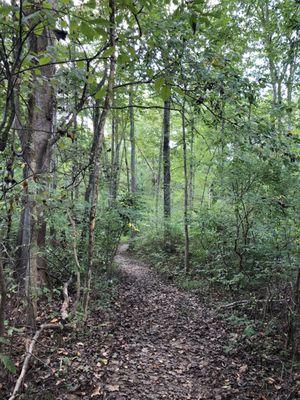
[239, 364, 248, 374]
[91, 385, 101, 397]
[266, 377, 276, 385]
[106, 384, 120, 392]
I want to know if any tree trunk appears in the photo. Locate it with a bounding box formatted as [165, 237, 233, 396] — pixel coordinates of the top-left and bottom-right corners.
[155, 130, 164, 217]
[23, 2, 56, 327]
[0, 259, 6, 337]
[123, 135, 131, 193]
[109, 107, 121, 203]
[189, 115, 195, 209]
[83, 0, 116, 320]
[109, 108, 117, 203]
[163, 99, 171, 222]
[129, 90, 136, 194]
[182, 101, 190, 273]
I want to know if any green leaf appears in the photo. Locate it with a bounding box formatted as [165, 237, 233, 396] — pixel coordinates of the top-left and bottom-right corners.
[127, 46, 136, 58]
[102, 47, 115, 58]
[154, 77, 165, 91]
[70, 20, 78, 35]
[0, 354, 16, 374]
[43, 2, 53, 10]
[0, 337, 8, 345]
[95, 86, 106, 100]
[160, 85, 171, 100]
[93, 17, 110, 27]
[117, 53, 130, 65]
[34, 68, 42, 75]
[80, 21, 96, 40]
[76, 60, 85, 69]
[243, 325, 255, 337]
[146, 68, 153, 77]
[0, 4, 12, 16]
[86, 0, 96, 8]
[39, 56, 52, 65]
[87, 75, 96, 84]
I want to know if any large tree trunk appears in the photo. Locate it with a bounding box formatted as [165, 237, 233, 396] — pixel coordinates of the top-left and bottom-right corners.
[163, 99, 171, 222]
[21, 3, 56, 327]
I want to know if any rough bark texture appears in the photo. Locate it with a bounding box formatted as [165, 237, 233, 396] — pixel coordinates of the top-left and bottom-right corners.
[163, 99, 171, 221]
[22, 2, 56, 326]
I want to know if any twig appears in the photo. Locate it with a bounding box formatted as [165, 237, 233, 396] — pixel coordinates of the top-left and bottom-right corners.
[218, 299, 285, 309]
[60, 277, 72, 321]
[8, 323, 63, 400]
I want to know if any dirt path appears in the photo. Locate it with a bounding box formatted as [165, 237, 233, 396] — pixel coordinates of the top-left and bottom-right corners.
[100, 247, 291, 400]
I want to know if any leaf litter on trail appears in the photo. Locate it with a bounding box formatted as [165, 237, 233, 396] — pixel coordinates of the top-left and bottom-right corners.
[97, 250, 297, 400]
[5, 248, 298, 399]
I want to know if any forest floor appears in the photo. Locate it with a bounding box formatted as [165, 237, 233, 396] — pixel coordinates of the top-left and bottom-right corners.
[97, 245, 297, 400]
[4, 246, 298, 400]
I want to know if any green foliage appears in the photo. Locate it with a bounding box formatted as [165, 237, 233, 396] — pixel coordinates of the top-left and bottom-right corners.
[0, 0, 299, 382]
[133, 220, 184, 274]
[94, 194, 141, 270]
[0, 353, 16, 374]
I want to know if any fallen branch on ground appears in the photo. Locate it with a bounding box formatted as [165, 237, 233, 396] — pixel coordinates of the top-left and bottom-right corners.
[218, 299, 286, 309]
[8, 323, 63, 400]
[9, 277, 73, 400]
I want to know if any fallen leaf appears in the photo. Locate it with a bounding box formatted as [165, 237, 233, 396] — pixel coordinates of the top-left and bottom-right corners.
[266, 377, 276, 385]
[239, 364, 248, 374]
[106, 384, 120, 392]
[91, 385, 101, 397]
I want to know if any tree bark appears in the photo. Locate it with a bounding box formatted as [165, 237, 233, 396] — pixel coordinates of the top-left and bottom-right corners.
[189, 115, 195, 209]
[123, 135, 131, 193]
[155, 130, 164, 216]
[23, 1, 56, 327]
[182, 101, 190, 273]
[129, 90, 137, 194]
[163, 99, 171, 222]
[0, 259, 6, 337]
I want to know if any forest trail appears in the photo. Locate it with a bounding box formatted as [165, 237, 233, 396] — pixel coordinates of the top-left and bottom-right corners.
[99, 246, 278, 400]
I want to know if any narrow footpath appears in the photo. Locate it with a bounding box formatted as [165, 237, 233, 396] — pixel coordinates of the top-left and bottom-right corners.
[99, 246, 293, 400]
